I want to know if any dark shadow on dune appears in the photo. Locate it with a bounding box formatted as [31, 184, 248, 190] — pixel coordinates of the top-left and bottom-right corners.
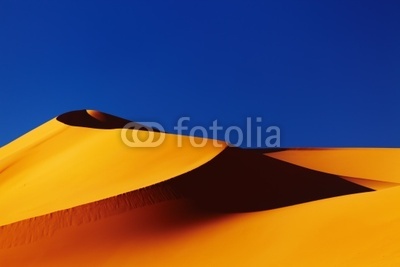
[168, 147, 373, 212]
[248, 148, 288, 153]
[56, 110, 160, 131]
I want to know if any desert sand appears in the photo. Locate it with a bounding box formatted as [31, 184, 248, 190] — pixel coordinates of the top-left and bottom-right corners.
[1, 110, 400, 266]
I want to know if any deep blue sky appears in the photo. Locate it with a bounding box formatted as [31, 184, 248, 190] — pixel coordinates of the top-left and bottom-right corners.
[1, 0, 399, 147]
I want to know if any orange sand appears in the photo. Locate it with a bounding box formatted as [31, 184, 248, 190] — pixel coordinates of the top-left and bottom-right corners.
[2, 188, 400, 266]
[0, 111, 225, 226]
[266, 148, 400, 183]
[1, 111, 400, 266]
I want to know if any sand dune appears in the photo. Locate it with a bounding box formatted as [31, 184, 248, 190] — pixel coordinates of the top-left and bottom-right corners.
[266, 148, 400, 183]
[2, 186, 400, 266]
[0, 146, 371, 248]
[0, 110, 225, 226]
[1, 110, 400, 266]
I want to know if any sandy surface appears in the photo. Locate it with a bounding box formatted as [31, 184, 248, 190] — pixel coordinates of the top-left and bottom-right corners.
[1, 110, 400, 266]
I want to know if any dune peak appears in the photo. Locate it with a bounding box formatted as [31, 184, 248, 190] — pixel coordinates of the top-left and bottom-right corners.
[56, 109, 149, 130]
[86, 109, 107, 121]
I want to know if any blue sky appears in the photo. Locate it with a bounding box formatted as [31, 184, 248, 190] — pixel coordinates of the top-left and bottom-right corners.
[1, 0, 399, 147]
